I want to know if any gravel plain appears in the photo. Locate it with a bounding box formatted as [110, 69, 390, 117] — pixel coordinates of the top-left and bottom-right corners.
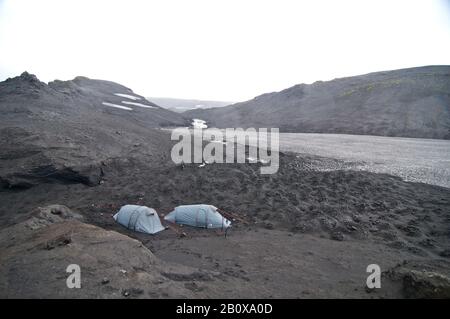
[221, 131, 450, 188]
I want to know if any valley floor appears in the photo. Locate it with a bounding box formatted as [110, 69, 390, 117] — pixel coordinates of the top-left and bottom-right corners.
[150, 228, 423, 298]
[1, 133, 449, 298]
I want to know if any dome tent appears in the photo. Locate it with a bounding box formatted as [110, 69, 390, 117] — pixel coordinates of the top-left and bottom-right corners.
[164, 204, 231, 229]
[113, 205, 165, 234]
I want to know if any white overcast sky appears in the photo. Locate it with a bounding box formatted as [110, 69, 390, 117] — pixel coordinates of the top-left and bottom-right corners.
[0, 0, 449, 101]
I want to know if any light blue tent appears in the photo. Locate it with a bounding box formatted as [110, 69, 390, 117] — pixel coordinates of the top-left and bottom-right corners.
[164, 204, 231, 229]
[113, 205, 165, 234]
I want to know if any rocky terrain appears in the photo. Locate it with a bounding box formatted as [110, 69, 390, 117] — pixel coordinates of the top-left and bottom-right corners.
[186, 66, 450, 139]
[0, 72, 188, 190]
[0, 72, 449, 298]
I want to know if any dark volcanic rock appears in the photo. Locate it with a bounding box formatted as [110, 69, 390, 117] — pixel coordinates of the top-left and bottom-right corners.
[402, 270, 450, 298]
[386, 260, 450, 298]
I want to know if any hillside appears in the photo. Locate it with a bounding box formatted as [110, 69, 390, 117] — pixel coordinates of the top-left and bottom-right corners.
[185, 66, 450, 139]
[147, 97, 232, 113]
[0, 72, 188, 190]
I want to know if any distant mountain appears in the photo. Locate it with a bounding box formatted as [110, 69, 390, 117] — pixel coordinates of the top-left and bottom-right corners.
[147, 97, 232, 113]
[185, 66, 450, 139]
[0, 72, 188, 189]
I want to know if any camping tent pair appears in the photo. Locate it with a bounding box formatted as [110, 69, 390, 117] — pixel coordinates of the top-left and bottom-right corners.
[164, 204, 231, 229]
[114, 204, 231, 234]
[113, 205, 165, 235]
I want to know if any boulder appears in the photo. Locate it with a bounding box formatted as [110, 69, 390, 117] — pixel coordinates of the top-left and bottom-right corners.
[386, 260, 450, 298]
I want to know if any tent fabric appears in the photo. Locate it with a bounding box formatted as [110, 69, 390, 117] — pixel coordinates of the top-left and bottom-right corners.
[113, 205, 165, 234]
[164, 204, 231, 229]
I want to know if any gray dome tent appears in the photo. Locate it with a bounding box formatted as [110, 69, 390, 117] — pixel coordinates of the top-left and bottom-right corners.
[113, 205, 165, 234]
[164, 204, 231, 229]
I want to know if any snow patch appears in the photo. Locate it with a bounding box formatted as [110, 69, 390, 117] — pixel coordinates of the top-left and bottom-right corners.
[192, 118, 207, 129]
[102, 102, 133, 111]
[121, 101, 155, 108]
[246, 157, 269, 164]
[114, 93, 141, 100]
[211, 140, 227, 145]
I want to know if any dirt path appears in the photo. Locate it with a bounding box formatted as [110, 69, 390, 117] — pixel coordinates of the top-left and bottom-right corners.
[150, 228, 424, 298]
